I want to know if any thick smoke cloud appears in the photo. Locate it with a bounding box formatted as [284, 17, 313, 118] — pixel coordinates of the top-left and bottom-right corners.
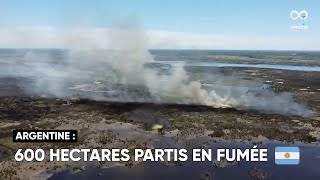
[0, 27, 314, 117]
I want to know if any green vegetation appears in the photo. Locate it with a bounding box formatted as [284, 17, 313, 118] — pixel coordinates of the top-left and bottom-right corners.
[204, 55, 320, 66]
[151, 50, 320, 66]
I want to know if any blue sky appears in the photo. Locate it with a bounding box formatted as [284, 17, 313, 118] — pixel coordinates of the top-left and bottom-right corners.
[0, 0, 319, 49]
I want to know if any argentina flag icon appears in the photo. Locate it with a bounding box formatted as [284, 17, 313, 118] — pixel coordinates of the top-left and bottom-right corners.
[275, 146, 300, 165]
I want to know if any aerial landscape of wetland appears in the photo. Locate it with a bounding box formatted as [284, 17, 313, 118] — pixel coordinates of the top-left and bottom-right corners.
[1, 1, 319, 179]
[0, 50, 319, 179]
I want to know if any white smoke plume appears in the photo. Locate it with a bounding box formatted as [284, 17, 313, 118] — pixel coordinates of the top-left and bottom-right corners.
[0, 26, 314, 117]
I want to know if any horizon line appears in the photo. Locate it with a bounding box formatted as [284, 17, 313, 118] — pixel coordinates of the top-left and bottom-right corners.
[0, 48, 319, 52]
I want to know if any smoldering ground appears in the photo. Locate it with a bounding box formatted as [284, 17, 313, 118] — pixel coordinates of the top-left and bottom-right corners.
[0, 27, 315, 117]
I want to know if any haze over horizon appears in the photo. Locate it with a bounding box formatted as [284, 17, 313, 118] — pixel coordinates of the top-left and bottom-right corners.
[0, 0, 319, 50]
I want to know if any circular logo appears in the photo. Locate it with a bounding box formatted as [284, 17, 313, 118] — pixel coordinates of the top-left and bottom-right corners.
[290, 10, 308, 20]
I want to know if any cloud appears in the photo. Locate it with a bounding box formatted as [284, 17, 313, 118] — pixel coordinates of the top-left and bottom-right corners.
[147, 30, 320, 50]
[0, 26, 318, 50]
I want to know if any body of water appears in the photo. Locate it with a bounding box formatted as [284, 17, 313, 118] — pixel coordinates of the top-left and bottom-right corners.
[49, 141, 320, 180]
[157, 61, 320, 72]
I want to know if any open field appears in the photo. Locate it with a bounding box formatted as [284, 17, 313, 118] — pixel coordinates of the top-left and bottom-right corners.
[152, 50, 320, 66]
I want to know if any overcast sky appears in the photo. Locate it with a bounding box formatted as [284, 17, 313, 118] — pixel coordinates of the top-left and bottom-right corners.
[0, 0, 319, 50]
